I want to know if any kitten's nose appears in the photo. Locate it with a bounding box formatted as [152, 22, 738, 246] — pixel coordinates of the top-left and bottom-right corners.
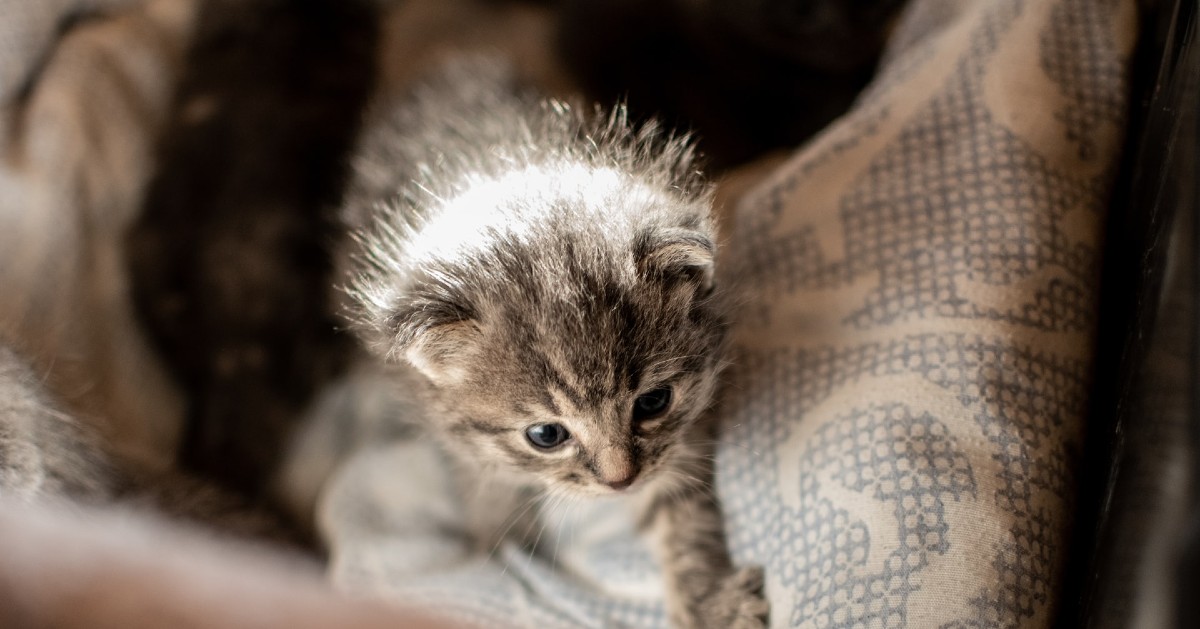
[596, 447, 638, 491]
[603, 474, 636, 491]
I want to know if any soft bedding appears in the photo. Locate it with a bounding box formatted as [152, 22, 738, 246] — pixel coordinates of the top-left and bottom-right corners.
[0, 0, 1136, 628]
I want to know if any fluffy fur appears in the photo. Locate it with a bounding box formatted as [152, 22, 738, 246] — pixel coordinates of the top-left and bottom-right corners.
[0, 348, 113, 502]
[0, 345, 307, 544]
[343, 58, 767, 628]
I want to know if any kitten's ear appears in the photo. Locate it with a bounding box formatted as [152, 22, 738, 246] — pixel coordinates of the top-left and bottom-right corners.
[636, 227, 716, 295]
[384, 293, 480, 385]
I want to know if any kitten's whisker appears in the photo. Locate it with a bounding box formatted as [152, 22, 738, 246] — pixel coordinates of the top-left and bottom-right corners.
[549, 493, 576, 569]
[501, 490, 555, 579]
[486, 486, 550, 564]
[526, 491, 564, 567]
[672, 469, 712, 492]
[661, 471, 689, 510]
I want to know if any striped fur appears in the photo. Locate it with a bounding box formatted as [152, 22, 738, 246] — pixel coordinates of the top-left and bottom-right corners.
[343, 57, 766, 628]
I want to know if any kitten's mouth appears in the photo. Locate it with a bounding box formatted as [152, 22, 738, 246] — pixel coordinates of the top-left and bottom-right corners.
[604, 466, 663, 495]
[603, 475, 637, 492]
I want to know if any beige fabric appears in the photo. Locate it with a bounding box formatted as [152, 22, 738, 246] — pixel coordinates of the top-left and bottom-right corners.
[718, 0, 1136, 626]
[0, 0, 143, 104]
[0, 0, 195, 464]
[0, 499, 465, 629]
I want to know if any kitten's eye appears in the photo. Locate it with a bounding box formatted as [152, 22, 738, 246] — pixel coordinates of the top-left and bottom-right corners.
[525, 423, 571, 449]
[632, 387, 673, 421]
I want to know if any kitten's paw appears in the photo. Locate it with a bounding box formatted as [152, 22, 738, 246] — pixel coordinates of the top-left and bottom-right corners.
[703, 566, 769, 629]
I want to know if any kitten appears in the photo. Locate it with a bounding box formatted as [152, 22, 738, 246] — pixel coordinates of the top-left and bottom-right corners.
[0, 345, 308, 544]
[127, 0, 378, 501]
[343, 58, 768, 628]
[0, 346, 113, 502]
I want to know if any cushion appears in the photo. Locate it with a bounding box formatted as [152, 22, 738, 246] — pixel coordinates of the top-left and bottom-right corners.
[719, 0, 1134, 625]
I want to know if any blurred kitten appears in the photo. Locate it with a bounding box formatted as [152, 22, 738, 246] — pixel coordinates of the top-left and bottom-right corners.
[0, 345, 306, 545]
[0, 347, 112, 502]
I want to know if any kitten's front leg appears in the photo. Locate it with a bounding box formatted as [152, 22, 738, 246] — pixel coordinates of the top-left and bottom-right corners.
[644, 448, 768, 629]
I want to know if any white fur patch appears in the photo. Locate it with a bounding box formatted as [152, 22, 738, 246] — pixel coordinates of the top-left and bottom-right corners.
[406, 162, 660, 266]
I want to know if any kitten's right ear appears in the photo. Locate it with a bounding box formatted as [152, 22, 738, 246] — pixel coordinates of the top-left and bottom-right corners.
[382, 292, 480, 385]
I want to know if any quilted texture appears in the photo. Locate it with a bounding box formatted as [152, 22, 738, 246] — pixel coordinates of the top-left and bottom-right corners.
[720, 0, 1135, 626]
[319, 0, 1137, 627]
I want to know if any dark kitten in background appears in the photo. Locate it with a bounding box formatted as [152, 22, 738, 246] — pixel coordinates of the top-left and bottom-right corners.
[126, 0, 379, 503]
[557, 0, 906, 170]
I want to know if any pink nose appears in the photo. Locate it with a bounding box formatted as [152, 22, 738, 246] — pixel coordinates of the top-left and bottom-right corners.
[603, 474, 636, 491]
[595, 447, 638, 490]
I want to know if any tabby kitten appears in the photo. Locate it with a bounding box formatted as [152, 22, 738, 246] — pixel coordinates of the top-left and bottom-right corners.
[343, 58, 767, 628]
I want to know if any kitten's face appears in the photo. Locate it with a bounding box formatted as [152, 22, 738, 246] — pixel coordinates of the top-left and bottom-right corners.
[375, 212, 725, 497]
[432, 291, 724, 497]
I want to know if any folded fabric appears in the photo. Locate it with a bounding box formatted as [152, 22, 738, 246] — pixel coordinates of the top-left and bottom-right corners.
[0, 0, 194, 462]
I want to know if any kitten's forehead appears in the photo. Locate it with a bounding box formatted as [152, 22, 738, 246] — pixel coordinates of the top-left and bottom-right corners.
[478, 317, 711, 439]
[499, 271, 657, 393]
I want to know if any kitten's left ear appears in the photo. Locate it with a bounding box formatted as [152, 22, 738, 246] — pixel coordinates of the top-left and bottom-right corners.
[636, 227, 716, 295]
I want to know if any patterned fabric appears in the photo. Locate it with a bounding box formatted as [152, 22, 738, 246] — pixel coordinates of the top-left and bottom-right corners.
[720, 1, 1135, 626]
[319, 0, 1137, 628]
